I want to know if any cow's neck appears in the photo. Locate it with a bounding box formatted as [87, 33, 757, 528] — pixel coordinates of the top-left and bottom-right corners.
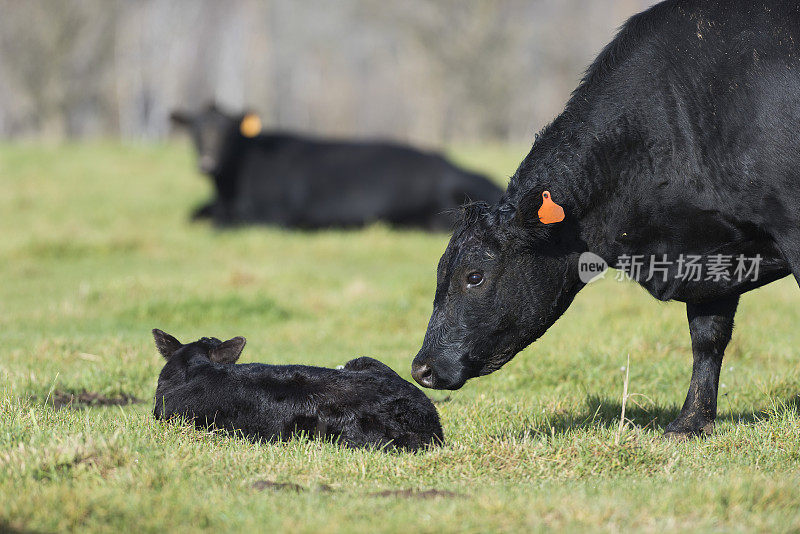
[504, 105, 656, 257]
[213, 137, 248, 201]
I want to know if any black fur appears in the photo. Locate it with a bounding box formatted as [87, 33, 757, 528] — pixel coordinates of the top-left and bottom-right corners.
[412, 0, 800, 438]
[171, 103, 502, 230]
[152, 330, 444, 451]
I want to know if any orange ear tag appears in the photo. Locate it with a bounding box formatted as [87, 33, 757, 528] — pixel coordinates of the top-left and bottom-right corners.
[538, 191, 565, 224]
[240, 114, 262, 138]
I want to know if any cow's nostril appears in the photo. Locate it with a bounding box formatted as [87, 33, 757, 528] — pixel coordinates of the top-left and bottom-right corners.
[412, 363, 434, 388]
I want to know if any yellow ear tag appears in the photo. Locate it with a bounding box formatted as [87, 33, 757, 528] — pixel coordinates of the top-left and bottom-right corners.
[240, 114, 262, 138]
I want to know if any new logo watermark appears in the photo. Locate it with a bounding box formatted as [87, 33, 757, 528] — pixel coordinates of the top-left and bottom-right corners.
[578, 252, 609, 284]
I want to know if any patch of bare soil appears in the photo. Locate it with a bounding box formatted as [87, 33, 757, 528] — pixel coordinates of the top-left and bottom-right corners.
[370, 489, 464, 499]
[47, 390, 141, 410]
[0, 519, 47, 534]
[251, 480, 306, 492]
[251, 480, 334, 493]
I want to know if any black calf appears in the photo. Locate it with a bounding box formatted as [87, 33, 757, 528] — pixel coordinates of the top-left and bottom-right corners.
[152, 329, 444, 451]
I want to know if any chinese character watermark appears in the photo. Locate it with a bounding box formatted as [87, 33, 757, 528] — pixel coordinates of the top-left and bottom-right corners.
[579, 253, 762, 284]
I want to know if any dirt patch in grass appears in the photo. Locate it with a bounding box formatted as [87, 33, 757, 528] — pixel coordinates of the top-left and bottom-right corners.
[251, 480, 306, 492]
[249, 481, 459, 498]
[370, 489, 464, 499]
[47, 390, 141, 410]
[251, 480, 333, 493]
[0, 519, 45, 534]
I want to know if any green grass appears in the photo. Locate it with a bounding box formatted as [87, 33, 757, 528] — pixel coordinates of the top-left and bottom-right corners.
[1, 141, 799, 533]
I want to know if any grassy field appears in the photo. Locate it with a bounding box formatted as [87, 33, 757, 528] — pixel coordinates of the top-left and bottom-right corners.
[1, 142, 799, 533]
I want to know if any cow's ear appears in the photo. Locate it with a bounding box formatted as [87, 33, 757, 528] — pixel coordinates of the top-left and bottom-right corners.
[169, 110, 192, 126]
[153, 329, 182, 359]
[209, 337, 246, 364]
[239, 113, 262, 138]
[514, 190, 565, 227]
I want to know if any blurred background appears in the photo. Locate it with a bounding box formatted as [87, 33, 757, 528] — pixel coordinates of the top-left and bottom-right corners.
[0, 0, 658, 146]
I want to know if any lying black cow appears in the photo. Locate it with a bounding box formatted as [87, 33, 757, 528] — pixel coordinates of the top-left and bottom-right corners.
[170, 104, 503, 230]
[412, 0, 800, 439]
[152, 329, 444, 451]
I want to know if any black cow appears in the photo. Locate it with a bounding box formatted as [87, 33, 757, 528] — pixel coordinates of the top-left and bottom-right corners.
[152, 329, 444, 451]
[411, 0, 800, 439]
[170, 104, 503, 230]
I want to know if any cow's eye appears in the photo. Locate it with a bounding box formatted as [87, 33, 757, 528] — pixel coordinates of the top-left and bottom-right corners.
[466, 271, 484, 287]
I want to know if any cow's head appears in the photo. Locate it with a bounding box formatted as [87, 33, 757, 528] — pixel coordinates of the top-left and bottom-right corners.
[411, 194, 584, 390]
[170, 103, 261, 175]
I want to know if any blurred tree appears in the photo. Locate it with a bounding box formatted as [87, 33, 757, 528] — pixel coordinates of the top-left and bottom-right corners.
[0, 0, 117, 137]
[0, 0, 658, 144]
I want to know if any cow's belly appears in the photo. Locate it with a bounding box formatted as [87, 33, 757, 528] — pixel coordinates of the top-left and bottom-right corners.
[637, 253, 791, 303]
[603, 213, 792, 303]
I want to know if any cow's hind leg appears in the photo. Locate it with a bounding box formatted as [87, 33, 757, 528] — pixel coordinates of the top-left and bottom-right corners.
[664, 295, 739, 440]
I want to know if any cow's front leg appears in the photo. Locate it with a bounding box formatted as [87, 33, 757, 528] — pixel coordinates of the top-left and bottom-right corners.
[664, 295, 739, 440]
[191, 200, 216, 220]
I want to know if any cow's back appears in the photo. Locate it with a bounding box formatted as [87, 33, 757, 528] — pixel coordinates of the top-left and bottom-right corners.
[559, 0, 800, 234]
[498, 0, 800, 303]
[235, 135, 480, 228]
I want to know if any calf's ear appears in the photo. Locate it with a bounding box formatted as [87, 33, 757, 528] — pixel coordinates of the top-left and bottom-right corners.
[209, 337, 246, 364]
[153, 329, 182, 359]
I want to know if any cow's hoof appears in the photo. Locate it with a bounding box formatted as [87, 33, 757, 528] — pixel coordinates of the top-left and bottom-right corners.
[663, 420, 715, 441]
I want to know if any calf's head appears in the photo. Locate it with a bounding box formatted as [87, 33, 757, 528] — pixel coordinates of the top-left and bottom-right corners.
[152, 329, 247, 364]
[170, 103, 261, 175]
[411, 196, 584, 390]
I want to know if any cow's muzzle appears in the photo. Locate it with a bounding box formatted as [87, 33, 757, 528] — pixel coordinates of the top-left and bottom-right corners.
[411, 361, 435, 388]
[411, 353, 467, 390]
